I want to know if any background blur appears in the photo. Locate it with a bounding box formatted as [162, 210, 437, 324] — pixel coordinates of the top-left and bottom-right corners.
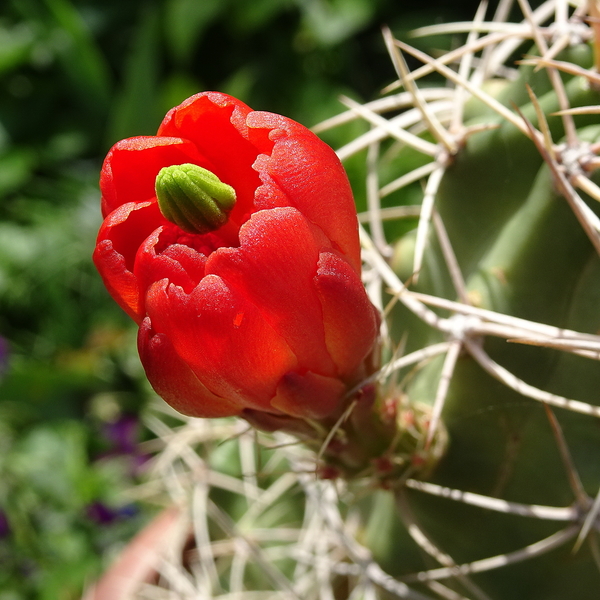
[0, 0, 488, 597]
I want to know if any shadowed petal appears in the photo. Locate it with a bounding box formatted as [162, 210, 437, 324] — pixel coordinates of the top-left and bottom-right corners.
[314, 252, 380, 379]
[93, 201, 165, 321]
[138, 318, 243, 418]
[207, 207, 336, 375]
[144, 277, 298, 410]
[271, 371, 347, 419]
[93, 239, 141, 322]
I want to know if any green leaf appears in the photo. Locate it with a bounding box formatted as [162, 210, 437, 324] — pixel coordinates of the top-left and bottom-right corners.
[0, 22, 35, 75]
[231, 0, 288, 33]
[0, 148, 37, 196]
[107, 5, 162, 143]
[296, 0, 374, 46]
[165, 0, 224, 64]
[42, 0, 112, 112]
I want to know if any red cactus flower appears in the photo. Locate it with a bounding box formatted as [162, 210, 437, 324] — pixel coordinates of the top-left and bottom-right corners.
[94, 92, 379, 421]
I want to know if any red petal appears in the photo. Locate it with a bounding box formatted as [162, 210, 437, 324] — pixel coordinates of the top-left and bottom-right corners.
[101, 202, 165, 273]
[314, 252, 380, 380]
[157, 93, 262, 225]
[271, 371, 347, 419]
[93, 202, 164, 320]
[135, 230, 207, 296]
[207, 207, 336, 375]
[93, 239, 141, 322]
[138, 317, 242, 417]
[144, 277, 298, 410]
[100, 137, 212, 217]
[247, 111, 361, 272]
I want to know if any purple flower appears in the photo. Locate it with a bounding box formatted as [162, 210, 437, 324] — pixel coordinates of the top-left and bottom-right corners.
[0, 510, 10, 538]
[103, 414, 139, 455]
[85, 501, 138, 525]
[86, 501, 118, 525]
[98, 414, 150, 477]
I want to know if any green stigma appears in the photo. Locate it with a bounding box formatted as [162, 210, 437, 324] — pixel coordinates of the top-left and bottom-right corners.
[155, 163, 236, 234]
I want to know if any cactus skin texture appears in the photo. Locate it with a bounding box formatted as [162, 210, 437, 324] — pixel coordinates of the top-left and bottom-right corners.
[350, 4, 600, 599]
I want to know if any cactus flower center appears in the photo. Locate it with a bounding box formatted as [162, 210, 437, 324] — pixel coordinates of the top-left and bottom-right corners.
[155, 163, 236, 234]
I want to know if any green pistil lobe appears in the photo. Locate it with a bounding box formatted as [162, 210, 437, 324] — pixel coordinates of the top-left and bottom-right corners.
[155, 163, 236, 234]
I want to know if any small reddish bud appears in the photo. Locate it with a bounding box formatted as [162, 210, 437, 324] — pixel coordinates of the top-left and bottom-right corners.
[373, 456, 395, 474]
[411, 454, 426, 467]
[318, 465, 341, 480]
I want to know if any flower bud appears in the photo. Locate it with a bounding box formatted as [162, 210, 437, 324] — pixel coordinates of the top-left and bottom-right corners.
[95, 92, 380, 424]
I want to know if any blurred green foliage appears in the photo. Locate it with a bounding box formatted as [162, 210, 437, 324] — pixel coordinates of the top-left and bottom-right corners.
[0, 0, 482, 597]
